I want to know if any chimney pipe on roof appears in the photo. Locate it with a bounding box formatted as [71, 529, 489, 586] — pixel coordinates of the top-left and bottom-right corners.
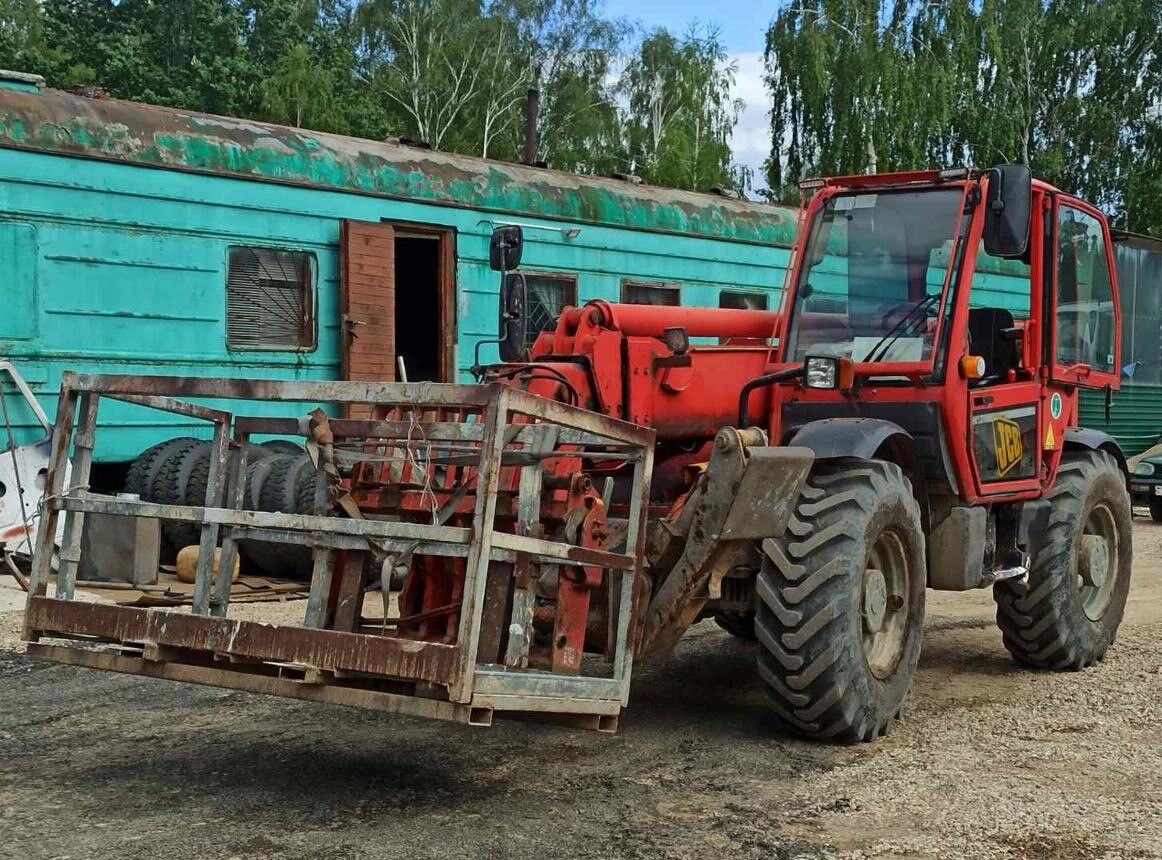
[523, 89, 539, 166]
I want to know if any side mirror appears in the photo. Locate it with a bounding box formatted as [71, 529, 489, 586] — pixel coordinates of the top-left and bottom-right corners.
[471, 226, 529, 373]
[982, 164, 1032, 258]
[497, 273, 528, 362]
[489, 225, 523, 272]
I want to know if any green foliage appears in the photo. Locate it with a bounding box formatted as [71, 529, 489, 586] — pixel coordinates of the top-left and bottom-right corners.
[261, 43, 346, 131]
[764, 0, 1162, 235]
[621, 26, 744, 191]
[0, 0, 47, 65]
[0, 0, 746, 194]
[509, 0, 627, 173]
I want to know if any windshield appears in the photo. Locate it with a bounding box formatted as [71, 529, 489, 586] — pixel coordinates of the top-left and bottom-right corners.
[784, 187, 967, 365]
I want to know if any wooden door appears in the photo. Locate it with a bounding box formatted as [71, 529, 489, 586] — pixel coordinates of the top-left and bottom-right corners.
[340, 220, 395, 416]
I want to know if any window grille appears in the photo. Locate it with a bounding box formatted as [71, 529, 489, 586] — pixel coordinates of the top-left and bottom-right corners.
[510, 272, 577, 346]
[226, 246, 316, 350]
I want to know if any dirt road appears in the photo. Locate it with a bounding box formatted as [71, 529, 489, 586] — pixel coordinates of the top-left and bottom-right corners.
[2, 522, 1161, 860]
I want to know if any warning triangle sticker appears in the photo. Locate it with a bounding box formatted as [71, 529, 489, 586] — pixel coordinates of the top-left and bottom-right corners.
[1045, 424, 1056, 449]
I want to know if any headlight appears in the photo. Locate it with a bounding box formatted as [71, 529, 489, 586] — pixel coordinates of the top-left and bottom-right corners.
[804, 355, 854, 391]
[805, 356, 837, 389]
[1135, 461, 1156, 476]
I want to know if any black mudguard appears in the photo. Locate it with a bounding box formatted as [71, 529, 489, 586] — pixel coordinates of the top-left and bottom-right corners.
[1064, 427, 1127, 476]
[786, 417, 917, 466]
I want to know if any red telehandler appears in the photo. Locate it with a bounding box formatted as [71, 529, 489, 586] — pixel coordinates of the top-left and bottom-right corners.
[23, 166, 1131, 742]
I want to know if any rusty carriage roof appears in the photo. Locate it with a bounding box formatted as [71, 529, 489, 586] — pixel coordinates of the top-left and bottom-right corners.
[0, 85, 797, 246]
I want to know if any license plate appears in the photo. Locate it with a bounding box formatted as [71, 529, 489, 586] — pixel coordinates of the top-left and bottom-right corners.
[1153, 485, 1162, 497]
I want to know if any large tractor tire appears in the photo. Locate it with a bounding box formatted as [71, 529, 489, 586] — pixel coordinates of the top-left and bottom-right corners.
[158, 442, 285, 551]
[128, 438, 204, 558]
[159, 442, 211, 550]
[994, 451, 1132, 669]
[170, 442, 281, 549]
[123, 437, 198, 500]
[260, 439, 305, 456]
[235, 456, 282, 575]
[756, 459, 926, 742]
[258, 453, 318, 515]
[240, 454, 316, 578]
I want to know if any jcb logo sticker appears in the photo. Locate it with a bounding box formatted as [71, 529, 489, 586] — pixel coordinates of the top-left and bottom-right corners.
[993, 417, 1024, 477]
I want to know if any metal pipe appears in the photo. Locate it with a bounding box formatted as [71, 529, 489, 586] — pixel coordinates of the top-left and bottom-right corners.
[523, 89, 539, 166]
[561, 302, 781, 340]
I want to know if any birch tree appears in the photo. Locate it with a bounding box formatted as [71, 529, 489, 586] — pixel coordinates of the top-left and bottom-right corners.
[356, 0, 530, 153]
[621, 27, 743, 192]
[763, 0, 1162, 235]
[261, 43, 345, 130]
[507, 0, 626, 171]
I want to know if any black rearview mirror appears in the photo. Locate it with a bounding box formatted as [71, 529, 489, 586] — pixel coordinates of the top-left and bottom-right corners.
[982, 164, 1032, 258]
[471, 227, 530, 374]
[489, 225, 523, 272]
[497, 273, 528, 362]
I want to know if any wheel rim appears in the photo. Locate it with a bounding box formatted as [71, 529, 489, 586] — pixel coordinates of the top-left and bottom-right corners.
[862, 528, 910, 679]
[1078, 501, 1120, 621]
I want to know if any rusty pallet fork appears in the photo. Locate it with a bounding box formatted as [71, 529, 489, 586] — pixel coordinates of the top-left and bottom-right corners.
[22, 373, 660, 731]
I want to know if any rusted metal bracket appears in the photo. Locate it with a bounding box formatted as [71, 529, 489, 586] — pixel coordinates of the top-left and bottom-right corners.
[637, 428, 813, 662]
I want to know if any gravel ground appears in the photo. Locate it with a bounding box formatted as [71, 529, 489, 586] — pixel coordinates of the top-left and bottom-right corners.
[2, 521, 1161, 860]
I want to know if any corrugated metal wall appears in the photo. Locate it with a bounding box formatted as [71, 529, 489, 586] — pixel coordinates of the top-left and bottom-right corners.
[1080, 385, 1162, 457]
[1077, 234, 1162, 456]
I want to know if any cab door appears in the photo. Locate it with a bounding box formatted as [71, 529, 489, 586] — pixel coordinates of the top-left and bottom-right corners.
[1046, 196, 1121, 411]
[969, 383, 1043, 494]
[965, 192, 1047, 497]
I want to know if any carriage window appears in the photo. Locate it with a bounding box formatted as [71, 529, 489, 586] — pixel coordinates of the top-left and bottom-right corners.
[622, 280, 680, 306]
[510, 272, 577, 346]
[1056, 206, 1115, 373]
[226, 246, 317, 350]
[720, 290, 768, 311]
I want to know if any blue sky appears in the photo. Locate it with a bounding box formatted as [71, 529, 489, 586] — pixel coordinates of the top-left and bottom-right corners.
[601, 0, 770, 52]
[601, 0, 774, 189]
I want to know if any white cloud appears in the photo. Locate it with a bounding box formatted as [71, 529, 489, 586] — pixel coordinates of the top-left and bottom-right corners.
[729, 51, 771, 193]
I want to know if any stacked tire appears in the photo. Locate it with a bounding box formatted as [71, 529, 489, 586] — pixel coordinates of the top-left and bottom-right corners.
[238, 453, 318, 578]
[123, 437, 202, 562]
[122, 438, 315, 578]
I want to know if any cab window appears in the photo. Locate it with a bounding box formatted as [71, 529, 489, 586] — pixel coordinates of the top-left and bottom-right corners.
[968, 250, 1031, 320]
[1056, 206, 1115, 373]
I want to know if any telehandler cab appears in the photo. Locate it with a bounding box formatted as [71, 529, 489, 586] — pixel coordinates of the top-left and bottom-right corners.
[23, 165, 1131, 742]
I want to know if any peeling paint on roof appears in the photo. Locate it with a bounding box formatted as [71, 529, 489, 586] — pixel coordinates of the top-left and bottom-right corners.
[0, 88, 797, 247]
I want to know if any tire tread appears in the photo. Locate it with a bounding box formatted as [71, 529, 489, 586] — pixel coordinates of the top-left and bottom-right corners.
[994, 450, 1132, 670]
[756, 459, 925, 743]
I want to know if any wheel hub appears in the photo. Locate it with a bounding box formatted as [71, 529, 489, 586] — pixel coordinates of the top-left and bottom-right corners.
[1078, 534, 1109, 589]
[862, 528, 911, 680]
[863, 568, 888, 632]
[1078, 502, 1121, 622]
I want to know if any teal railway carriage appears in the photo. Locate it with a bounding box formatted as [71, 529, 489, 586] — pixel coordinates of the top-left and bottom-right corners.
[0, 71, 799, 470]
[0, 70, 1159, 473]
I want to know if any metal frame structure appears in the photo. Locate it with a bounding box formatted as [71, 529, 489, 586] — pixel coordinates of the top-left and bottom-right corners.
[23, 373, 654, 731]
